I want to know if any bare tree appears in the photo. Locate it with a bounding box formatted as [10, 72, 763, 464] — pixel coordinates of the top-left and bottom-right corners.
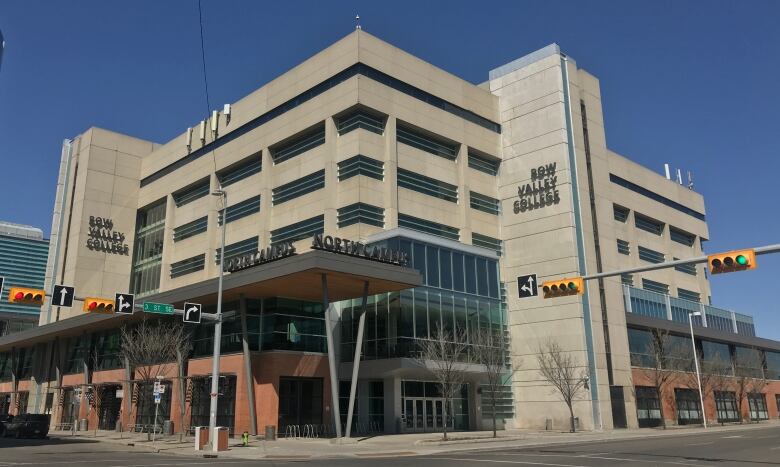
[472, 327, 516, 438]
[733, 349, 765, 423]
[536, 340, 589, 433]
[414, 326, 469, 441]
[120, 319, 191, 433]
[633, 329, 684, 429]
[702, 354, 735, 425]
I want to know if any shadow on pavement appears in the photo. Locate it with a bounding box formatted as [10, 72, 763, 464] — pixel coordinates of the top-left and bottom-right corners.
[0, 436, 101, 448]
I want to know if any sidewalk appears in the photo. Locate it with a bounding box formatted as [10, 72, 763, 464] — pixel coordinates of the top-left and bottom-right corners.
[49, 420, 780, 460]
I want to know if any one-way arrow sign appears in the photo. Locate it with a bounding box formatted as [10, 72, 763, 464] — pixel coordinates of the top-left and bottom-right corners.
[53, 285, 75, 307]
[517, 274, 538, 298]
[115, 293, 134, 315]
[183, 302, 202, 324]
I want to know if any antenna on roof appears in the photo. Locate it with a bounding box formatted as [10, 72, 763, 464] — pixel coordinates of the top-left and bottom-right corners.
[687, 170, 694, 190]
[355, 14, 361, 30]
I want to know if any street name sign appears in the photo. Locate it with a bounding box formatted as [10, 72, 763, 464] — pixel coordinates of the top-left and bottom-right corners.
[143, 302, 174, 315]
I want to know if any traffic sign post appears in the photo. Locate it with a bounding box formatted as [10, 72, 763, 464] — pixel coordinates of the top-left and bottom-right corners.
[183, 302, 202, 324]
[115, 293, 134, 315]
[143, 302, 174, 315]
[53, 285, 75, 307]
[517, 274, 538, 298]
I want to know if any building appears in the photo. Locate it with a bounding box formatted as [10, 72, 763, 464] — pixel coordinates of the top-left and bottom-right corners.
[0, 222, 48, 335]
[0, 31, 777, 434]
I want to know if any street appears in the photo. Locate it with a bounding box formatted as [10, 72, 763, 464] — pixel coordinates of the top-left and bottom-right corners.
[0, 426, 778, 466]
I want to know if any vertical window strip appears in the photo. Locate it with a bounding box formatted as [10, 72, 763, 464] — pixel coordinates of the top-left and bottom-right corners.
[130, 200, 166, 296]
[170, 254, 205, 278]
[472, 233, 502, 255]
[396, 126, 458, 160]
[397, 168, 458, 202]
[469, 191, 500, 215]
[216, 236, 259, 264]
[172, 216, 208, 242]
[272, 170, 325, 205]
[270, 215, 325, 245]
[271, 125, 326, 164]
[218, 195, 261, 225]
[397, 213, 459, 241]
[467, 152, 500, 175]
[218, 155, 262, 187]
[337, 155, 384, 181]
[337, 203, 385, 228]
[173, 179, 210, 207]
[336, 111, 385, 135]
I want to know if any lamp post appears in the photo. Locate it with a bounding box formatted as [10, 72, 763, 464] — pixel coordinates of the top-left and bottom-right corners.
[688, 310, 707, 428]
[208, 188, 227, 451]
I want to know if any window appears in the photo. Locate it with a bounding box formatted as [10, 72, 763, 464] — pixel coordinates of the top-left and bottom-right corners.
[397, 168, 458, 202]
[218, 196, 261, 225]
[609, 174, 706, 221]
[642, 278, 669, 294]
[670, 227, 696, 247]
[677, 288, 701, 303]
[765, 351, 780, 380]
[271, 124, 325, 164]
[216, 236, 259, 264]
[621, 273, 634, 286]
[396, 125, 458, 160]
[468, 151, 499, 175]
[734, 347, 764, 378]
[336, 109, 385, 135]
[170, 254, 205, 278]
[130, 200, 166, 297]
[472, 233, 502, 255]
[628, 328, 654, 367]
[368, 381, 385, 429]
[702, 340, 733, 375]
[172, 178, 209, 207]
[748, 393, 769, 421]
[613, 205, 629, 222]
[338, 155, 384, 181]
[635, 387, 662, 428]
[270, 215, 324, 245]
[172, 216, 207, 242]
[218, 154, 262, 187]
[469, 192, 500, 215]
[141, 63, 500, 187]
[635, 214, 664, 235]
[272, 170, 325, 205]
[675, 388, 702, 425]
[398, 214, 459, 241]
[337, 203, 384, 228]
[617, 239, 630, 255]
[638, 246, 664, 264]
[715, 392, 739, 423]
[674, 258, 697, 276]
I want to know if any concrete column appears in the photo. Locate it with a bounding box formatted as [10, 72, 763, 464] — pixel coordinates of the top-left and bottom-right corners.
[258, 148, 272, 247]
[321, 274, 342, 437]
[383, 116, 399, 228]
[384, 377, 401, 433]
[239, 294, 258, 435]
[345, 282, 369, 438]
[323, 118, 339, 233]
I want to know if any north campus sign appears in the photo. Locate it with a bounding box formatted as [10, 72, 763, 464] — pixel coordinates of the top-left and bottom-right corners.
[223, 234, 409, 273]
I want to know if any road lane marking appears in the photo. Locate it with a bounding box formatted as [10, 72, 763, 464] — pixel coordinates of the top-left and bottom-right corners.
[688, 442, 714, 446]
[721, 435, 742, 439]
[440, 452, 712, 467]
[429, 457, 588, 467]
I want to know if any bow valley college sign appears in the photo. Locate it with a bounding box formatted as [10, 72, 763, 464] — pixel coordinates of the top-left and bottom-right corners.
[513, 162, 561, 214]
[86, 216, 129, 255]
[224, 234, 410, 273]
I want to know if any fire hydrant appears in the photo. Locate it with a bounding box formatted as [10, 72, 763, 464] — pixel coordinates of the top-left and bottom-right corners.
[242, 431, 249, 447]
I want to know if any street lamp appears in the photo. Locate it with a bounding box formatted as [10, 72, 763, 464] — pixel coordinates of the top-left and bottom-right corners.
[208, 188, 227, 451]
[688, 310, 707, 429]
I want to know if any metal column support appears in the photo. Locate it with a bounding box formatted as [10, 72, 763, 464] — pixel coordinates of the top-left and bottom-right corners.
[321, 274, 342, 438]
[239, 294, 258, 436]
[345, 282, 369, 439]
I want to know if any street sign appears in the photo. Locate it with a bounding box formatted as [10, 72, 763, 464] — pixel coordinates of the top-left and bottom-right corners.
[158, 384, 165, 394]
[0, 277, 4, 295]
[183, 302, 202, 324]
[517, 274, 538, 298]
[53, 284, 75, 307]
[154, 393, 161, 404]
[115, 293, 134, 315]
[143, 301, 173, 315]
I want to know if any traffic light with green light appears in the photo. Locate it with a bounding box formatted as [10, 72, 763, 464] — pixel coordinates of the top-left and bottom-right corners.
[708, 249, 757, 274]
[541, 277, 585, 298]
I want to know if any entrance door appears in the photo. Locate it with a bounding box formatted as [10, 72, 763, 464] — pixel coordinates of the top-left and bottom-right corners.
[278, 377, 323, 435]
[403, 398, 452, 432]
[99, 386, 121, 430]
[610, 386, 628, 428]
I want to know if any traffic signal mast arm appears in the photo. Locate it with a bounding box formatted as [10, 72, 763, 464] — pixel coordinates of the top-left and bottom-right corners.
[580, 243, 780, 282]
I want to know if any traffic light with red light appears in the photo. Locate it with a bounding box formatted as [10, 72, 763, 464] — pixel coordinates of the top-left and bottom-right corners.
[708, 249, 757, 275]
[82, 297, 115, 313]
[7, 287, 45, 306]
[541, 277, 585, 298]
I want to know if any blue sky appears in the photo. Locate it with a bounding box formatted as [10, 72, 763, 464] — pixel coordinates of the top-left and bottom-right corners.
[1, 1, 778, 338]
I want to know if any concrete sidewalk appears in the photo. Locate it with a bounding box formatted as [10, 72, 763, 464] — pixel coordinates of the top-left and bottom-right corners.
[50, 420, 780, 460]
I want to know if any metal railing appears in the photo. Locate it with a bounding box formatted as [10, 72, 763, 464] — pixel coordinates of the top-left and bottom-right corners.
[282, 421, 383, 439]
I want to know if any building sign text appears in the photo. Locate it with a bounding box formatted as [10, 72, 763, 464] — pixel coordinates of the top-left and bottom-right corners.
[513, 162, 561, 214]
[311, 234, 409, 266]
[86, 216, 129, 255]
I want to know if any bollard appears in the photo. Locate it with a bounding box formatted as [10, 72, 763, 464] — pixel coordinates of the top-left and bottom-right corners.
[242, 431, 249, 447]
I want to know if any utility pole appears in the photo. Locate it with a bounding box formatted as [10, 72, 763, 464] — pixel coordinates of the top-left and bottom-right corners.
[208, 188, 227, 452]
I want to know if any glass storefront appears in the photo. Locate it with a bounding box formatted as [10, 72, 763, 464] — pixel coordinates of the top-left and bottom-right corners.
[675, 388, 702, 425]
[715, 391, 739, 423]
[748, 393, 768, 421]
[635, 386, 662, 427]
[401, 381, 469, 432]
[278, 377, 323, 434]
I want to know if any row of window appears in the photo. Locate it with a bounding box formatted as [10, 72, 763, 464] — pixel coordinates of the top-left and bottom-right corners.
[617, 239, 700, 277]
[614, 204, 701, 247]
[635, 386, 771, 427]
[609, 174, 706, 221]
[622, 275, 704, 303]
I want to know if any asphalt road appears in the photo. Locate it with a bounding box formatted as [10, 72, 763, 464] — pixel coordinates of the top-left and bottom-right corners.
[0, 426, 778, 466]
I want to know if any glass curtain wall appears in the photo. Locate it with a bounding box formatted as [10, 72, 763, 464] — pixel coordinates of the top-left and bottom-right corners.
[130, 200, 166, 297]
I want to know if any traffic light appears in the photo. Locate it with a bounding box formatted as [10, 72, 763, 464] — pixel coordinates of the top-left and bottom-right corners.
[541, 277, 585, 298]
[708, 249, 757, 275]
[83, 297, 115, 313]
[7, 287, 45, 306]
